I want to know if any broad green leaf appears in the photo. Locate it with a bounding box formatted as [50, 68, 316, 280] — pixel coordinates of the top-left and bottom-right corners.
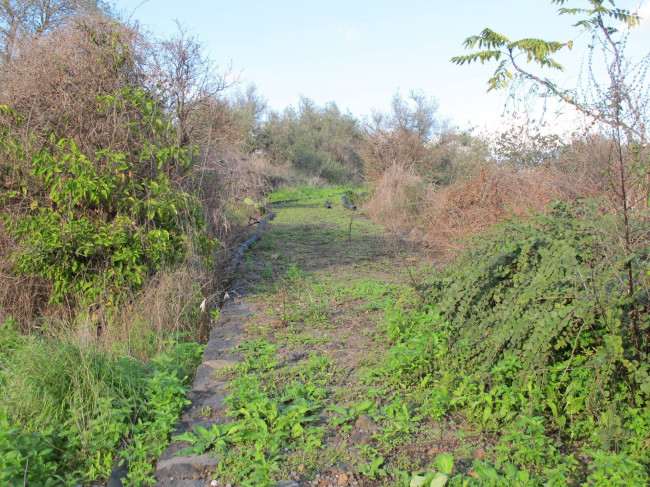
[435, 454, 454, 475]
[410, 473, 434, 487]
[429, 473, 449, 487]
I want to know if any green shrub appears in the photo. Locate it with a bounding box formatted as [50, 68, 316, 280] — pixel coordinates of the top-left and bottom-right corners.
[423, 201, 649, 421]
[1, 89, 204, 307]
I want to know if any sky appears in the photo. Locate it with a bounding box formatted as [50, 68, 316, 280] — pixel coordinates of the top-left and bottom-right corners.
[112, 0, 650, 132]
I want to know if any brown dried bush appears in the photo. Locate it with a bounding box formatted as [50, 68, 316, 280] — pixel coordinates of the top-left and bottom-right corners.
[0, 14, 150, 156]
[365, 164, 428, 235]
[0, 225, 52, 329]
[423, 160, 606, 254]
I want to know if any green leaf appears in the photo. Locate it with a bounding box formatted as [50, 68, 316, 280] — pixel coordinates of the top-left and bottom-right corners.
[429, 473, 449, 487]
[435, 454, 454, 475]
[475, 463, 500, 480]
[410, 473, 434, 487]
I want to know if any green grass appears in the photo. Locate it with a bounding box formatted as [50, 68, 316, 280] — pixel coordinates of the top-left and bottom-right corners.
[0, 318, 203, 486]
[266, 184, 365, 203]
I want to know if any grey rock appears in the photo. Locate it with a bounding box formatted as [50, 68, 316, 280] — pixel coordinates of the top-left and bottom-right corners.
[155, 462, 200, 480]
[349, 415, 380, 445]
[155, 480, 206, 487]
[354, 415, 379, 433]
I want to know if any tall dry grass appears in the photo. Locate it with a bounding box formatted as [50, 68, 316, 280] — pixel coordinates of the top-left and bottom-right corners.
[364, 154, 607, 257]
[365, 164, 429, 235]
[423, 162, 605, 254]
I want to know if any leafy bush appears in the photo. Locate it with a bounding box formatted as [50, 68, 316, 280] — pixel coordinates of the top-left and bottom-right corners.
[1, 88, 203, 307]
[424, 201, 649, 411]
[380, 200, 650, 481]
[257, 97, 364, 185]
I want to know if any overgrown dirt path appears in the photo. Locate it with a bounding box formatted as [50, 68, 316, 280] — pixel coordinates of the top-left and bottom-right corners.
[155, 198, 485, 487]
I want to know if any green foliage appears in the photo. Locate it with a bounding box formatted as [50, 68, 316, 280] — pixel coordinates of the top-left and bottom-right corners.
[358, 455, 387, 479]
[424, 202, 649, 414]
[362, 300, 450, 387]
[451, 0, 644, 138]
[1, 88, 203, 306]
[0, 415, 60, 487]
[258, 98, 364, 184]
[451, 0, 641, 93]
[267, 184, 363, 203]
[582, 450, 649, 486]
[120, 345, 203, 486]
[176, 338, 326, 486]
[347, 200, 645, 483]
[0, 327, 202, 485]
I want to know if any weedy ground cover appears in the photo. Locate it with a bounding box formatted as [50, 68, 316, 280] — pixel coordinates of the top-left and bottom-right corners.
[266, 184, 367, 203]
[176, 194, 649, 487]
[177, 198, 489, 486]
[0, 318, 203, 486]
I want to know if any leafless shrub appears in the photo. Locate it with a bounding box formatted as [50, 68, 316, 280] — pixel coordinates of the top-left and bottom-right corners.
[365, 164, 428, 235]
[0, 225, 52, 330]
[0, 13, 149, 155]
[423, 161, 604, 254]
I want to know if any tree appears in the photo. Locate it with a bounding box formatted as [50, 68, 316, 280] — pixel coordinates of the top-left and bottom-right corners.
[155, 22, 236, 149]
[0, 0, 103, 64]
[233, 83, 267, 153]
[257, 97, 363, 184]
[361, 90, 444, 180]
[452, 0, 649, 394]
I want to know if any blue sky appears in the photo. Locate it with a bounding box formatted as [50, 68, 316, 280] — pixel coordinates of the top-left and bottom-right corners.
[113, 0, 650, 131]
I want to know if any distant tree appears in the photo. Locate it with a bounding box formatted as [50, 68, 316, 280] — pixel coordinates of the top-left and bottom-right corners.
[233, 83, 268, 153]
[154, 22, 236, 149]
[257, 97, 363, 184]
[0, 0, 103, 64]
[361, 90, 445, 181]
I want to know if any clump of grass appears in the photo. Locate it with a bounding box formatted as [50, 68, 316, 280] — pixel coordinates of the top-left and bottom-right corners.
[0, 319, 203, 485]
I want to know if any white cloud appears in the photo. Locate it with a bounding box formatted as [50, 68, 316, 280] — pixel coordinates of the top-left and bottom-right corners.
[338, 27, 360, 42]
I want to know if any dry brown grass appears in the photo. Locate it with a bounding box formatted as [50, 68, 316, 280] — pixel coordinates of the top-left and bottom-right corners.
[364, 156, 607, 257]
[95, 264, 203, 359]
[423, 163, 603, 254]
[365, 164, 428, 235]
[0, 226, 52, 330]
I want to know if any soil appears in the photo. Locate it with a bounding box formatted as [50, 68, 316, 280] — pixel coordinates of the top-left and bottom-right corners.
[155, 198, 490, 487]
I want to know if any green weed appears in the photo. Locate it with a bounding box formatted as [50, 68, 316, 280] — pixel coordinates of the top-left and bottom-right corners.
[0, 325, 202, 485]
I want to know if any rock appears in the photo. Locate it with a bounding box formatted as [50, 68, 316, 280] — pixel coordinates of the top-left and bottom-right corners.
[407, 227, 425, 243]
[277, 481, 301, 487]
[354, 415, 379, 433]
[155, 453, 218, 482]
[349, 415, 380, 445]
